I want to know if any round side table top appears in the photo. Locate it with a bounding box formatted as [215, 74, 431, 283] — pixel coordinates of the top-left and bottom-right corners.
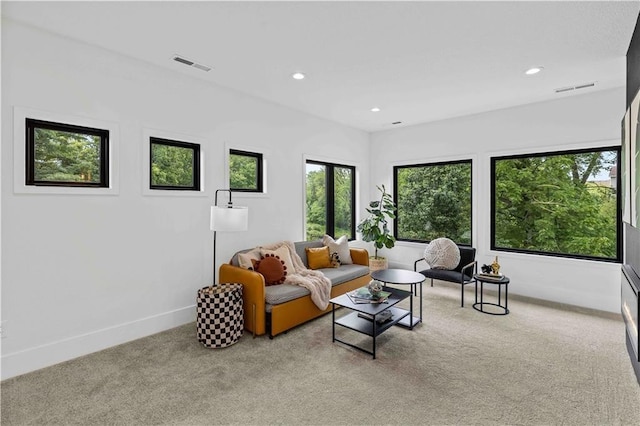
[371, 268, 426, 285]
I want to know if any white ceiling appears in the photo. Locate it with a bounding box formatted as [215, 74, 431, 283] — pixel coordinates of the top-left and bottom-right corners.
[3, 1, 639, 132]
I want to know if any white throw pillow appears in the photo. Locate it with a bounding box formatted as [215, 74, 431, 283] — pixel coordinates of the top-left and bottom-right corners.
[237, 248, 261, 270]
[261, 245, 295, 274]
[322, 234, 353, 265]
[423, 238, 460, 270]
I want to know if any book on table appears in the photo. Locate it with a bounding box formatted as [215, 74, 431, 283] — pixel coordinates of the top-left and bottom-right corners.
[358, 310, 393, 323]
[347, 287, 391, 304]
[476, 273, 504, 281]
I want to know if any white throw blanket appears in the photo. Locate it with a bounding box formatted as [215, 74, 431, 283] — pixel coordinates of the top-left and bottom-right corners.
[259, 240, 332, 310]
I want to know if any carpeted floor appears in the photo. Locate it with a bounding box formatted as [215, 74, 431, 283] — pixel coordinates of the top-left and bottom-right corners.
[2, 282, 639, 425]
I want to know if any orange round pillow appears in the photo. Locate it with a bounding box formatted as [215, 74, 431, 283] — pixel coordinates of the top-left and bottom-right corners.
[251, 254, 287, 285]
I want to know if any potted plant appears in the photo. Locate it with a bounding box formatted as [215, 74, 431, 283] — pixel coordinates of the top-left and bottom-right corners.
[356, 184, 397, 271]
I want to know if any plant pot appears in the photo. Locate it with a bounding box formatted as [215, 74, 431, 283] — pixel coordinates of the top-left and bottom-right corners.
[369, 257, 388, 271]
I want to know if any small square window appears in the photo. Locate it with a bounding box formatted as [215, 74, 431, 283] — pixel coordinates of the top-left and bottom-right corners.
[25, 118, 109, 187]
[229, 149, 263, 192]
[150, 137, 201, 191]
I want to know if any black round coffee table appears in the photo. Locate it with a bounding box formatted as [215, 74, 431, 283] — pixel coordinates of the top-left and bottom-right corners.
[370, 268, 425, 329]
[473, 274, 510, 315]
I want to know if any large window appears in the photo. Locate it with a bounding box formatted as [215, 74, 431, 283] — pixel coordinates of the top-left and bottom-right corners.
[305, 160, 355, 241]
[492, 147, 620, 261]
[26, 118, 109, 187]
[394, 160, 472, 245]
[229, 149, 263, 192]
[150, 137, 200, 191]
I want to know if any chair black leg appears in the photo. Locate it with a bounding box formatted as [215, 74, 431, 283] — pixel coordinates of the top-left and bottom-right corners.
[430, 278, 434, 287]
[461, 284, 464, 307]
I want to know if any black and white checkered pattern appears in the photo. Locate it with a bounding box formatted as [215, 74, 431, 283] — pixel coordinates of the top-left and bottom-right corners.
[196, 283, 244, 348]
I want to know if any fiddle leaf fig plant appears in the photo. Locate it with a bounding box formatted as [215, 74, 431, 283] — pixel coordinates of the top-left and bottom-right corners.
[356, 184, 397, 259]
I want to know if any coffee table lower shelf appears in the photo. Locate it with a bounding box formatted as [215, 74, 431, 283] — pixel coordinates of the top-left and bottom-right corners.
[333, 306, 410, 359]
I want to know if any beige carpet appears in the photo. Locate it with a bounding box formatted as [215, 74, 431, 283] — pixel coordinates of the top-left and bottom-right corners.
[2, 282, 639, 425]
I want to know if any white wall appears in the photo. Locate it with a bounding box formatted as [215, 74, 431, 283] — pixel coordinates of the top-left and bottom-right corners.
[370, 87, 625, 314]
[0, 20, 370, 379]
[1, 18, 627, 380]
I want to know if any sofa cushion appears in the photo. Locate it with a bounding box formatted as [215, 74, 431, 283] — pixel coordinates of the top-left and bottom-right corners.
[322, 234, 353, 264]
[237, 248, 261, 269]
[252, 254, 287, 285]
[265, 284, 310, 307]
[261, 245, 294, 274]
[318, 264, 370, 286]
[305, 246, 331, 269]
[230, 248, 255, 267]
[264, 264, 369, 307]
[293, 240, 323, 268]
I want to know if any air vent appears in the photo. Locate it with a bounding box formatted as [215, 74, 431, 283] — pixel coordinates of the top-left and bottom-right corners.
[172, 55, 211, 72]
[392, 121, 402, 125]
[555, 82, 596, 94]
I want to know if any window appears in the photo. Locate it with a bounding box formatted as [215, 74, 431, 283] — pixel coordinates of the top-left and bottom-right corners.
[150, 137, 200, 190]
[492, 147, 620, 261]
[394, 160, 472, 245]
[305, 160, 356, 241]
[26, 118, 109, 187]
[229, 149, 263, 192]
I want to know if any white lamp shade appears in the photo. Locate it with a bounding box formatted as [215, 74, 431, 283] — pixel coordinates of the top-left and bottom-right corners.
[210, 206, 249, 232]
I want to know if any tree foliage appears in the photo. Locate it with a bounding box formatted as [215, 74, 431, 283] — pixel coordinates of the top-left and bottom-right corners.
[306, 166, 327, 240]
[34, 128, 101, 182]
[396, 162, 472, 244]
[494, 150, 617, 259]
[230, 154, 258, 190]
[305, 164, 354, 240]
[151, 143, 195, 187]
[333, 167, 354, 238]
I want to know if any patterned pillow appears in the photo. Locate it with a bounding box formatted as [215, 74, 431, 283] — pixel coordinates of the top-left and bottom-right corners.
[252, 254, 287, 285]
[305, 246, 332, 269]
[261, 245, 295, 274]
[322, 235, 352, 264]
[424, 238, 460, 270]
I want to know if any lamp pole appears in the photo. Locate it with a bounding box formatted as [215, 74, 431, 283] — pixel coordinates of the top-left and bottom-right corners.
[212, 189, 234, 286]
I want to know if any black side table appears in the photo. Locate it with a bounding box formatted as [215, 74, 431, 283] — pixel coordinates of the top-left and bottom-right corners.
[473, 275, 510, 315]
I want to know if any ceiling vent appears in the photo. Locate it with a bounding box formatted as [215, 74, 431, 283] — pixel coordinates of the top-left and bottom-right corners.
[172, 55, 211, 72]
[554, 82, 595, 94]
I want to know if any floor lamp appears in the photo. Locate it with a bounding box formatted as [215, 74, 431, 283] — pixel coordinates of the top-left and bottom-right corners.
[210, 189, 249, 285]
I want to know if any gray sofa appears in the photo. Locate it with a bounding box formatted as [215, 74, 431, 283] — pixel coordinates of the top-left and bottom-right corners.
[219, 240, 371, 338]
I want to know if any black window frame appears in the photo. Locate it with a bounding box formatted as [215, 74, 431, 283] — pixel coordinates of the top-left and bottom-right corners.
[491, 146, 622, 262]
[229, 149, 264, 193]
[25, 118, 109, 188]
[149, 137, 201, 191]
[305, 159, 356, 241]
[393, 159, 473, 246]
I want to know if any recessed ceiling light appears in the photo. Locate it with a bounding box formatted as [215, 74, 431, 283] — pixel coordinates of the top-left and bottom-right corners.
[525, 66, 544, 75]
[371, 107, 381, 112]
[292, 72, 306, 80]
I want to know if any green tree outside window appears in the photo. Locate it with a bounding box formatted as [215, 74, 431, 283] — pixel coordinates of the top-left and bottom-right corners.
[493, 148, 619, 260]
[395, 161, 472, 244]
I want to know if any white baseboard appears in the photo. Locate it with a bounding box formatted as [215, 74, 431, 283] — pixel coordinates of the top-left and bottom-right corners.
[1, 305, 195, 380]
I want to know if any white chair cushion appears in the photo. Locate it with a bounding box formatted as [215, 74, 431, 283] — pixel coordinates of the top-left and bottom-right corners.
[424, 238, 460, 270]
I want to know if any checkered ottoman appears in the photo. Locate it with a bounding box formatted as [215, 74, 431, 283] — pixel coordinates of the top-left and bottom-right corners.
[196, 283, 244, 348]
